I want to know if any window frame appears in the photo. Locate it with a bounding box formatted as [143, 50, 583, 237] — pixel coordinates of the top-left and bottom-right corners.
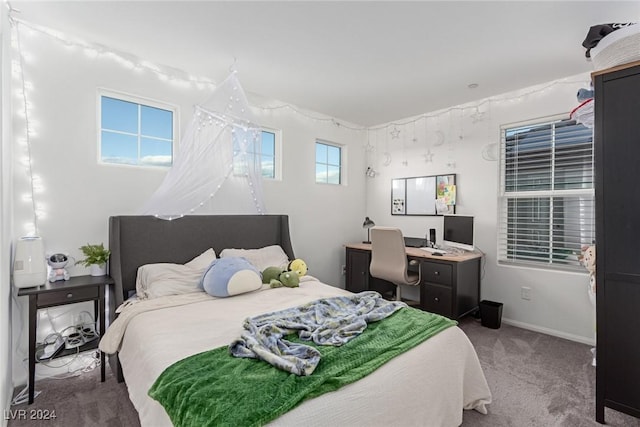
[315, 140, 344, 185]
[498, 113, 595, 271]
[259, 128, 280, 180]
[97, 88, 178, 168]
[231, 127, 282, 180]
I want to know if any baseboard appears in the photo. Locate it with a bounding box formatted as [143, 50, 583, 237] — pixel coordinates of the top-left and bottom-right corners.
[502, 317, 596, 346]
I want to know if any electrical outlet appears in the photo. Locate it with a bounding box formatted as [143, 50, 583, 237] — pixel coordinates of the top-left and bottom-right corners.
[521, 286, 532, 300]
[341, 265, 346, 275]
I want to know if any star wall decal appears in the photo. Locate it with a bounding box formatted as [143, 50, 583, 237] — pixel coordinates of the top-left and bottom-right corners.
[390, 126, 401, 139]
[471, 110, 486, 123]
[423, 149, 434, 163]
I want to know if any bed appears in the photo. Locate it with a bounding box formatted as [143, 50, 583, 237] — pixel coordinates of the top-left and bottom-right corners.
[103, 215, 491, 427]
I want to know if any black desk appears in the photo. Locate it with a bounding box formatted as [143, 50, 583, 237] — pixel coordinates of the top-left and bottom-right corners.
[17, 275, 114, 404]
[345, 243, 482, 319]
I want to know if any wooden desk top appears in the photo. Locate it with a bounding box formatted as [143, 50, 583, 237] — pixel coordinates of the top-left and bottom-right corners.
[345, 243, 482, 263]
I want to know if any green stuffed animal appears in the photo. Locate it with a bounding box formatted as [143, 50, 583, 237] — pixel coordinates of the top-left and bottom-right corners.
[269, 271, 300, 288]
[262, 266, 284, 284]
[262, 259, 308, 288]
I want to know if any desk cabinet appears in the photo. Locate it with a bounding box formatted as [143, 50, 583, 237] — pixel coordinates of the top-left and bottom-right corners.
[345, 248, 370, 293]
[346, 248, 395, 298]
[420, 259, 480, 319]
[345, 245, 480, 319]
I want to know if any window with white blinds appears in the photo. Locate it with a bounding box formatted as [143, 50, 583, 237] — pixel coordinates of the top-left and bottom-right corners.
[498, 116, 594, 269]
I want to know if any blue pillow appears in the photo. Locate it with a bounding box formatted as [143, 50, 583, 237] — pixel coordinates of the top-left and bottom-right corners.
[199, 257, 262, 298]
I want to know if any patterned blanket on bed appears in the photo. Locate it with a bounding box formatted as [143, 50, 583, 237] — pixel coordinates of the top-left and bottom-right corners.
[229, 291, 406, 375]
[148, 300, 457, 427]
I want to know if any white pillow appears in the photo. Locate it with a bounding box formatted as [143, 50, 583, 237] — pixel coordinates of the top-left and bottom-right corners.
[135, 248, 216, 299]
[219, 245, 289, 271]
[185, 248, 218, 270]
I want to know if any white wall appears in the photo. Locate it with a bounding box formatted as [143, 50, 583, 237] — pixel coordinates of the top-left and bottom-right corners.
[10, 27, 366, 384]
[1, 6, 15, 423]
[9, 15, 598, 395]
[366, 75, 596, 344]
[251, 99, 367, 285]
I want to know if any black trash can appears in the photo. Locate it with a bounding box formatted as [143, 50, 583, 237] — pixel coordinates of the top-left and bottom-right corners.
[479, 300, 503, 329]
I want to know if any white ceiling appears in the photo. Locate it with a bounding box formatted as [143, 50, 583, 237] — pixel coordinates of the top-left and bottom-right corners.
[9, 1, 640, 126]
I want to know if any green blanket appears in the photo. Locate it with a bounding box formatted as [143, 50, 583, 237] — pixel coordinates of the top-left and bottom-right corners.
[149, 307, 456, 427]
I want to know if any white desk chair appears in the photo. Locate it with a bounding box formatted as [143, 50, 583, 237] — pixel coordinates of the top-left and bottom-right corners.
[369, 226, 420, 302]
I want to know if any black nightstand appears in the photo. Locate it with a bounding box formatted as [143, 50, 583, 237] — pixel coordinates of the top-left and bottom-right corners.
[17, 275, 114, 404]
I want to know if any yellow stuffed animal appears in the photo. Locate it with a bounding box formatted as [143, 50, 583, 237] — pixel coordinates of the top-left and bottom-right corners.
[288, 259, 308, 277]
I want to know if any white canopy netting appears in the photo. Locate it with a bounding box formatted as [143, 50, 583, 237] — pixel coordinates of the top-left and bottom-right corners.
[141, 72, 265, 219]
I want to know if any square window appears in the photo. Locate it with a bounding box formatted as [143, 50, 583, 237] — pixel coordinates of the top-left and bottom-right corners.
[233, 129, 280, 179]
[499, 116, 594, 270]
[315, 141, 342, 185]
[99, 91, 176, 167]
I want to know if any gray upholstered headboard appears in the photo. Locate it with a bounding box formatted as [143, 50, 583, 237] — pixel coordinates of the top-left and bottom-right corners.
[108, 215, 295, 307]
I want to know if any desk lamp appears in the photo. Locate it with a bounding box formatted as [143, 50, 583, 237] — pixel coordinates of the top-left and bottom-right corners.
[362, 217, 375, 244]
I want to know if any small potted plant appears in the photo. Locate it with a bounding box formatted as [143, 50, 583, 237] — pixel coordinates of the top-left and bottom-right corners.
[76, 243, 111, 276]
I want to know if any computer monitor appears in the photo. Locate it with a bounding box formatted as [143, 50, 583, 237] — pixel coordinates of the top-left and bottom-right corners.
[443, 215, 474, 251]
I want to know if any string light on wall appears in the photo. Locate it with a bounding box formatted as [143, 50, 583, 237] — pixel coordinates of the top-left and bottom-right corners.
[11, 16, 43, 236]
[422, 116, 432, 163]
[366, 76, 589, 142]
[401, 127, 408, 166]
[470, 107, 486, 123]
[13, 18, 220, 91]
[12, 7, 267, 221]
[11, 16, 363, 134]
[255, 103, 364, 132]
[481, 103, 497, 161]
[423, 149, 434, 163]
[364, 130, 375, 153]
[390, 126, 401, 139]
[382, 129, 392, 167]
[446, 110, 457, 169]
[10, 14, 592, 176]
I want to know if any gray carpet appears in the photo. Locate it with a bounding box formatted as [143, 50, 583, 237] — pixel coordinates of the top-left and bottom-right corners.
[8, 369, 140, 427]
[8, 318, 640, 426]
[458, 317, 640, 427]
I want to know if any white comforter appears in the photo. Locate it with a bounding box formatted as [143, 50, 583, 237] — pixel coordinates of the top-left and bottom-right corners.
[112, 279, 491, 427]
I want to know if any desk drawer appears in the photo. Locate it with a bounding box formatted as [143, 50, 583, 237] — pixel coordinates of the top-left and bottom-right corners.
[421, 262, 452, 286]
[37, 287, 99, 307]
[422, 284, 452, 318]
